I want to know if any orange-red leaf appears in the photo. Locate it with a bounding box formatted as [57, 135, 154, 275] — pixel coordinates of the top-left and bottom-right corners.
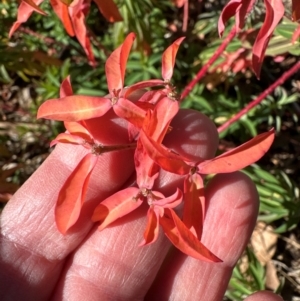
[161, 37, 185, 81]
[140, 207, 160, 246]
[50, 0, 75, 36]
[69, 0, 95, 65]
[139, 130, 191, 175]
[123, 79, 165, 99]
[160, 208, 222, 262]
[37, 96, 111, 121]
[252, 0, 284, 78]
[152, 188, 183, 209]
[105, 33, 136, 94]
[198, 129, 275, 174]
[146, 96, 179, 142]
[218, 0, 256, 36]
[64, 121, 93, 142]
[183, 174, 204, 239]
[93, 0, 123, 22]
[60, 76, 73, 98]
[9, 0, 44, 38]
[113, 97, 146, 128]
[134, 138, 160, 189]
[50, 133, 86, 147]
[55, 153, 97, 234]
[137, 90, 165, 105]
[92, 187, 142, 231]
[23, 0, 47, 15]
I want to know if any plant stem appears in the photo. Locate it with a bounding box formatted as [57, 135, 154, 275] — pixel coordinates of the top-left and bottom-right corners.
[180, 25, 237, 101]
[217, 61, 300, 133]
[92, 143, 137, 155]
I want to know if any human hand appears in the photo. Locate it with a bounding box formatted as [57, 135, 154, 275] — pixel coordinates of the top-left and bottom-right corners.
[0, 109, 282, 301]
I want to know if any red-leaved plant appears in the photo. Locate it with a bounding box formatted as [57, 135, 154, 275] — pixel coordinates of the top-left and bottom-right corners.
[218, 0, 300, 78]
[37, 33, 275, 262]
[10, 0, 122, 65]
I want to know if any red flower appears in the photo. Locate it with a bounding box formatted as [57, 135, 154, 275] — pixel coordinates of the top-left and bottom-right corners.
[9, 0, 122, 65]
[36, 33, 275, 262]
[218, 0, 285, 78]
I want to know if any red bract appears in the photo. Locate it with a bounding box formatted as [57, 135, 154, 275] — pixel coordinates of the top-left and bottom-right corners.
[37, 34, 184, 127]
[48, 77, 99, 233]
[140, 128, 275, 238]
[252, 0, 285, 78]
[218, 0, 285, 78]
[218, 0, 256, 36]
[9, 0, 122, 65]
[36, 34, 275, 262]
[37, 33, 145, 124]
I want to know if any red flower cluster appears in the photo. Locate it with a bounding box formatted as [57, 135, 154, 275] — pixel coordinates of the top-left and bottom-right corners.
[37, 33, 274, 262]
[10, 0, 122, 65]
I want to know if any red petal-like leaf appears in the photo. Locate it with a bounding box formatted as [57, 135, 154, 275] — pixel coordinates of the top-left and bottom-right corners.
[218, 0, 241, 36]
[37, 95, 111, 121]
[252, 0, 284, 78]
[69, 0, 95, 65]
[139, 207, 160, 246]
[23, 0, 47, 15]
[152, 188, 183, 209]
[92, 187, 142, 230]
[161, 37, 185, 81]
[137, 90, 165, 104]
[123, 79, 165, 99]
[134, 139, 160, 189]
[198, 129, 275, 174]
[218, 0, 256, 36]
[50, 133, 86, 147]
[55, 153, 97, 234]
[50, 0, 75, 36]
[160, 208, 222, 262]
[9, 0, 44, 38]
[148, 96, 179, 142]
[64, 121, 93, 142]
[60, 76, 73, 98]
[113, 97, 146, 128]
[93, 0, 123, 22]
[183, 174, 204, 239]
[106, 33, 136, 94]
[139, 130, 191, 175]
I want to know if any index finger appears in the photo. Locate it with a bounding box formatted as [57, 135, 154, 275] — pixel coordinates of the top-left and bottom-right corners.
[0, 113, 135, 300]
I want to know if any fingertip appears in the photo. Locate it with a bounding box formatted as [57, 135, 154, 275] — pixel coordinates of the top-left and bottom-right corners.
[164, 109, 219, 161]
[203, 171, 259, 264]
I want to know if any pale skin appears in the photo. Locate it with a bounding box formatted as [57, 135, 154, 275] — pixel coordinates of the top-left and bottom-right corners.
[0, 109, 283, 301]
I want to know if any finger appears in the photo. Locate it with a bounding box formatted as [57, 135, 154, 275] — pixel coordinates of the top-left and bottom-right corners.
[244, 291, 283, 301]
[146, 171, 259, 301]
[0, 112, 135, 300]
[50, 109, 219, 300]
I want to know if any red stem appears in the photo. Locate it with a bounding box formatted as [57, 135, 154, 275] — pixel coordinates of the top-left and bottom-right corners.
[180, 25, 237, 101]
[182, 0, 189, 32]
[217, 61, 300, 133]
